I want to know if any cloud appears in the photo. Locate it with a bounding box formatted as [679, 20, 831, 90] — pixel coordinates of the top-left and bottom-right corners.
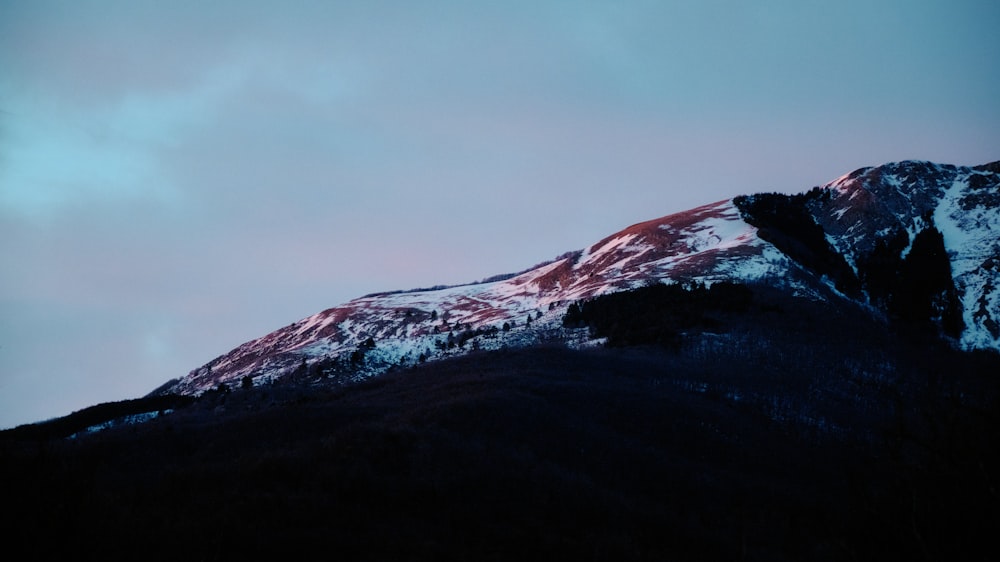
[1, 0, 999, 428]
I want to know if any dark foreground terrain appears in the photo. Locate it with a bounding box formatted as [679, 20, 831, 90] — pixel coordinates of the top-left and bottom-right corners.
[3, 288, 998, 561]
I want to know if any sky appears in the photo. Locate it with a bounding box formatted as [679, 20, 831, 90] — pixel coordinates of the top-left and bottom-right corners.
[1, 0, 998, 428]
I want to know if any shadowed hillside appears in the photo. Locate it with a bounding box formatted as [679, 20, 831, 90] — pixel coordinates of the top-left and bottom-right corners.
[4, 285, 997, 561]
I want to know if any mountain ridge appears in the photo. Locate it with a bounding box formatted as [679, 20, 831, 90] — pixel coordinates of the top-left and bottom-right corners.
[164, 159, 1000, 395]
[7, 159, 997, 562]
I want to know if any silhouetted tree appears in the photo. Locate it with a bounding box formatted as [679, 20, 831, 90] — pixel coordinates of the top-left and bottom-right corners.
[891, 226, 964, 336]
[857, 228, 908, 307]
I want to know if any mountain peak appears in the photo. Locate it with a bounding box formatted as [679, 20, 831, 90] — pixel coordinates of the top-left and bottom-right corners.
[814, 160, 1000, 347]
[164, 160, 1000, 395]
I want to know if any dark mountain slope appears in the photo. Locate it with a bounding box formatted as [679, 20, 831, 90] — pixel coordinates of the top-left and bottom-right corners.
[5, 286, 997, 561]
[4, 160, 998, 559]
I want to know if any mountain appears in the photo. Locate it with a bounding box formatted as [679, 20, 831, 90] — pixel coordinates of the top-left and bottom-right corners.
[163, 160, 1000, 395]
[6, 159, 999, 561]
[814, 160, 1000, 347]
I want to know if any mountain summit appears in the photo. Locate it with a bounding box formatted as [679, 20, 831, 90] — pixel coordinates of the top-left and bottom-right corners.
[164, 160, 1000, 395]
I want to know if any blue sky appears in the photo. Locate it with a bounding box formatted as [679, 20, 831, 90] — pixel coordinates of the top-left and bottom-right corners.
[1, 0, 998, 428]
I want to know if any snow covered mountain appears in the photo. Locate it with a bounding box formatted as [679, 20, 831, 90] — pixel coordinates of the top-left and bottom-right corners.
[814, 160, 1000, 349]
[164, 160, 999, 395]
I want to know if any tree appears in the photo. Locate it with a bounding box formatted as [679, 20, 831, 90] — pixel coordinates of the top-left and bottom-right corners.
[891, 226, 964, 336]
[564, 302, 582, 327]
[350, 348, 366, 365]
[857, 228, 908, 307]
